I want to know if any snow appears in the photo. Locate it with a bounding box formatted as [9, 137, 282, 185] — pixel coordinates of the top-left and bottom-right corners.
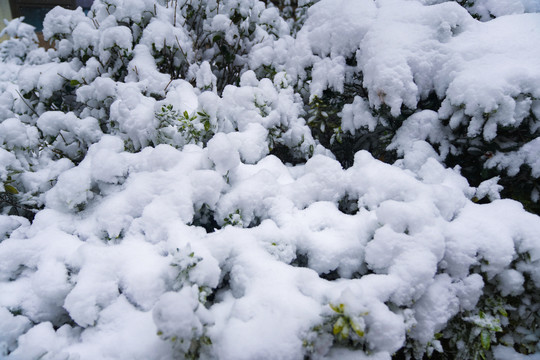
[439, 13, 540, 139]
[42, 6, 87, 41]
[303, 0, 376, 58]
[6, 140, 539, 357]
[206, 133, 240, 173]
[109, 83, 157, 149]
[1, 0, 540, 359]
[494, 346, 540, 360]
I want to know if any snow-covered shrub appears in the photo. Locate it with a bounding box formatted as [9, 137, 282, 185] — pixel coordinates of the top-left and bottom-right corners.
[0, 18, 39, 65]
[454, 0, 540, 20]
[262, 0, 320, 34]
[155, 246, 214, 358]
[1, 0, 540, 359]
[250, 0, 540, 213]
[0, 0, 312, 217]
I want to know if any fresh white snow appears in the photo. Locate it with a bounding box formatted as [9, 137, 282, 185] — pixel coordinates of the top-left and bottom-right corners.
[0, 0, 539, 359]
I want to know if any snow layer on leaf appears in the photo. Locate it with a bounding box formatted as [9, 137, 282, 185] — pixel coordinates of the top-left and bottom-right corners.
[360, 0, 473, 116]
[486, 137, 540, 177]
[43, 6, 88, 41]
[0, 118, 39, 151]
[302, 0, 376, 58]
[439, 13, 540, 140]
[18, 62, 77, 100]
[109, 84, 157, 149]
[467, 0, 540, 21]
[494, 345, 540, 360]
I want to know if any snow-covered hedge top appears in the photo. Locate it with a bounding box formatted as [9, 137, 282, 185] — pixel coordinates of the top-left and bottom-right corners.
[1, 0, 540, 359]
[2, 136, 540, 359]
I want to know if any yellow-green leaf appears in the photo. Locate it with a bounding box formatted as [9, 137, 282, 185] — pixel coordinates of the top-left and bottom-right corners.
[4, 184, 18, 194]
[340, 322, 350, 340]
[350, 318, 365, 337]
[480, 329, 491, 350]
[330, 303, 344, 314]
[333, 317, 346, 335]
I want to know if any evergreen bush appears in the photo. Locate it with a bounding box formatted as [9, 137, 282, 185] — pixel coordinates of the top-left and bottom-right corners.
[0, 0, 539, 359]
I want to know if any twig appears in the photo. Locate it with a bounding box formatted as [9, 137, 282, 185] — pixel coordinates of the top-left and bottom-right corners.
[164, 78, 173, 92]
[92, 18, 100, 29]
[174, 0, 178, 27]
[16, 90, 38, 116]
[175, 35, 188, 61]
[57, 72, 70, 82]
[58, 131, 68, 145]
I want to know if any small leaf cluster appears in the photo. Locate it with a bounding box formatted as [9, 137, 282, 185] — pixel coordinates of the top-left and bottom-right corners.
[222, 209, 243, 227]
[328, 303, 367, 343]
[304, 303, 369, 357]
[164, 247, 214, 358]
[155, 104, 214, 148]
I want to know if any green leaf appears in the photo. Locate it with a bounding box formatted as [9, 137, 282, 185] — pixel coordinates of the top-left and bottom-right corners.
[329, 303, 344, 314]
[480, 329, 491, 350]
[4, 184, 19, 194]
[340, 322, 350, 340]
[70, 79, 81, 86]
[350, 318, 364, 337]
[201, 336, 212, 345]
[479, 311, 486, 319]
[491, 323, 502, 332]
[333, 317, 346, 335]
[479, 349, 486, 360]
